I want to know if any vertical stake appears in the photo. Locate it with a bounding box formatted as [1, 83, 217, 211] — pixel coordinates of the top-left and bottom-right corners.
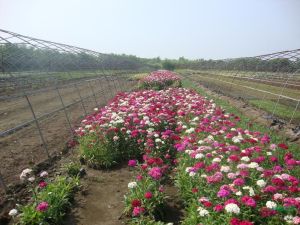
[74, 84, 87, 116]
[24, 94, 50, 159]
[56, 87, 73, 135]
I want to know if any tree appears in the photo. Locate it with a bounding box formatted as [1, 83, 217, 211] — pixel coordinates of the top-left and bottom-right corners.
[162, 60, 175, 71]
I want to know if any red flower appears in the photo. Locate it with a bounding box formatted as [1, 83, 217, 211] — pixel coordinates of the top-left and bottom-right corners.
[144, 192, 153, 199]
[203, 201, 212, 208]
[38, 181, 47, 188]
[241, 196, 256, 207]
[192, 188, 199, 193]
[131, 199, 141, 207]
[213, 204, 224, 212]
[260, 207, 277, 217]
[230, 218, 240, 225]
[278, 143, 288, 150]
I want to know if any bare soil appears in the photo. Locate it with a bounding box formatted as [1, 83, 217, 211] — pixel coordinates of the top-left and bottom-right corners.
[63, 165, 135, 225]
[63, 166, 183, 225]
[0, 79, 134, 188]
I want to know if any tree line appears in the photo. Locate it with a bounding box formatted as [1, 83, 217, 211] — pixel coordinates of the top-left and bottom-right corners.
[1, 44, 299, 73]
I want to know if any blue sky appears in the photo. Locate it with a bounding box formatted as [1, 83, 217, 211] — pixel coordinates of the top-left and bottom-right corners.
[0, 0, 299, 59]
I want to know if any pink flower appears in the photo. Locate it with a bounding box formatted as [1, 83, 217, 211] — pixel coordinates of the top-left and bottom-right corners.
[128, 160, 137, 167]
[214, 204, 224, 212]
[144, 191, 153, 199]
[241, 196, 256, 207]
[36, 202, 49, 212]
[132, 206, 145, 217]
[148, 167, 162, 180]
[136, 175, 143, 181]
[233, 178, 245, 186]
[38, 181, 47, 188]
[217, 189, 231, 198]
[293, 216, 300, 224]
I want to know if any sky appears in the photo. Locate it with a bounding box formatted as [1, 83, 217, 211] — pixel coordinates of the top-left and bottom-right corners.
[0, 0, 299, 59]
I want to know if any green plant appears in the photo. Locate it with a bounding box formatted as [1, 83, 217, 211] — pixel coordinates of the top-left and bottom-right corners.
[65, 161, 81, 177]
[79, 128, 142, 168]
[18, 176, 79, 225]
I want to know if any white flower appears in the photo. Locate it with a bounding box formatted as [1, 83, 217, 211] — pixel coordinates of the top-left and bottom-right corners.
[40, 171, 48, 178]
[185, 127, 195, 134]
[195, 153, 204, 159]
[207, 135, 214, 140]
[85, 124, 92, 129]
[212, 158, 221, 163]
[220, 166, 230, 173]
[232, 136, 243, 143]
[198, 140, 204, 144]
[155, 138, 162, 143]
[256, 179, 266, 188]
[113, 136, 119, 141]
[192, 116, 199, 121]
[235, 191, 242, 196]
[273, 193, 284, 200]
[189, 171, 196, 177]
[248, 162, 259, 169]
[266, 201, 277, 209]
[249, 187, 255, 196]
[28, 176, 35, 182]
[225, 203, 240, 214]
[93, 107, 98, 111]
[128, 182, 137, 189]
[20, 168, 33, 181]
[241, 156, 250, 162]
[284, 215, 293, 223]
[197, 207, 209, 216]
[8, 209, 18, 216]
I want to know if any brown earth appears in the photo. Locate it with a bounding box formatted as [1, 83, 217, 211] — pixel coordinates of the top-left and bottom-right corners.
[63, 166, 183, 225]
[0, 78, 135, 188]
[63, 165, 135, 225]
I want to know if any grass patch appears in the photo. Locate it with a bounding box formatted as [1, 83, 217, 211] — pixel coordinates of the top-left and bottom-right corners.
[249, 99, 300, 121]
[190, 72, 300, 99]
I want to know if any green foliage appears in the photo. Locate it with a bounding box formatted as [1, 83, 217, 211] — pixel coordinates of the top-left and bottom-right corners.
[162, 60, 175, 71]
[65, 162, 81, 177]
[249, 99, 300, 121]
[18, 176, 79, 225]
[79, 129, 141, 168]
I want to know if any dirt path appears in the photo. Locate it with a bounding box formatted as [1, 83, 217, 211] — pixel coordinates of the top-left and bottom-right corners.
[64, 165, 135, 225]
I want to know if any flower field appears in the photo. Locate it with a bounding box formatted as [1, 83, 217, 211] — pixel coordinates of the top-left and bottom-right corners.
[10, 70, 300, 224]
[140, 70, 181, 90]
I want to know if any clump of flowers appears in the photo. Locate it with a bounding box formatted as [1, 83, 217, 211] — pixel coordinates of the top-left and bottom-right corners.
[11, 169, 79, 225]
[141, 70, 181, 90]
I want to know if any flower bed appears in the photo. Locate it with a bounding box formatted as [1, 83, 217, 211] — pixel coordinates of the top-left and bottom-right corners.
[76, 84, 300, 224]
[140, 70, 181, 90]
[172, 91, 300, 224]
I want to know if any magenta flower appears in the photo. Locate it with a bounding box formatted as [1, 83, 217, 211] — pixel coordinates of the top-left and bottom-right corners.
[233, 178, 245, 186]
[217, 189, 230, 198]
[128, 159, 137, 167]
[36, 202, 49, 212]
[148, 167, 162, 180]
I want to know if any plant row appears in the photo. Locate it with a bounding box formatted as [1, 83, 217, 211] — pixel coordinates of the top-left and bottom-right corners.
[172, 92, 300, 224]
